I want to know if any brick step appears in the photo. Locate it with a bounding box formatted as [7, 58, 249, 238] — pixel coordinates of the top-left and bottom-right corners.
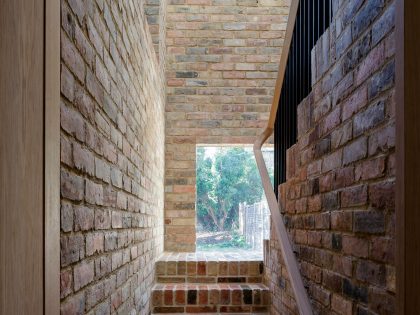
[153, 313, 269, 315]
[153, 313, 268, 315]
[156, 252, 264, 284]
[151, 283, 270, 314]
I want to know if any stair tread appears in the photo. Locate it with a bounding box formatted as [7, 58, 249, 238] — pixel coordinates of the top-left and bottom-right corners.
[158, 251, 263, 263]
[153, 313, 269, 314]
[153, 283, 269, 290]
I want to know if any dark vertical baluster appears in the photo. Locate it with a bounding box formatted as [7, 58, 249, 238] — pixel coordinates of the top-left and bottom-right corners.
[274, 0, 334, 188]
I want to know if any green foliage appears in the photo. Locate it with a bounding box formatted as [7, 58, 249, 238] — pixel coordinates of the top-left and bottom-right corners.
[196, 147, 264, 231]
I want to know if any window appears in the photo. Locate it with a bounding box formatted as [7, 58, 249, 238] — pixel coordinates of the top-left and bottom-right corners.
[196, 145, 273, 252]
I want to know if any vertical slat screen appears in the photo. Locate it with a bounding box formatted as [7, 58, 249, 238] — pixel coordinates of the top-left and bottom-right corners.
[274, 0, 332, 196]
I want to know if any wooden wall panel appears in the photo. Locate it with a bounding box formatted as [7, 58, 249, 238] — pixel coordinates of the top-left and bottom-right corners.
[44, 0, 60, 313]
[396, 0, 420, 314]
[0, 0, 45, 314]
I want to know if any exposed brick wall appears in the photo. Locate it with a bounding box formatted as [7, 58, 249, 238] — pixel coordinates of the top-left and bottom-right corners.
[165, 0, 290, 252]
[265, 0, 396, 314]
[145, 0, 167, 68]
[60, 0, 165, 314]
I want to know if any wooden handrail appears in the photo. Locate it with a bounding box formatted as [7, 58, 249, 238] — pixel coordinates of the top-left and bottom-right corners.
[253, 1, 313, 315]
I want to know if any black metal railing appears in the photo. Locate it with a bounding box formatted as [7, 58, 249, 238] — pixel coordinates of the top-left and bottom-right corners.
[274, 0, 332, 196]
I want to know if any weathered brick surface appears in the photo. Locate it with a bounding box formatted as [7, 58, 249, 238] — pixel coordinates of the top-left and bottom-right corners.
[165, 0, 290, 251]
[265, 0, 396, 314]
[145, 0, 167, 68]
[60, 0, 165, 314]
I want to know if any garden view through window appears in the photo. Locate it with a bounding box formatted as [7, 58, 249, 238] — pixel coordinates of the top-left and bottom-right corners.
[196, 145, 274, 252]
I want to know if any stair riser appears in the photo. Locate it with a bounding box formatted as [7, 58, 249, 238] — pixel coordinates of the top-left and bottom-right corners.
[153, 306, 269, 313]
[152, 285, 270, 307]
[156, 261, 264, 280]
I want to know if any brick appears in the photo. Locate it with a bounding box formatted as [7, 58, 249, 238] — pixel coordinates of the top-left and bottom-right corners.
[61, 234, 85, 267]
[321, 106, 341, 135]
[341, 185, 367, 207]
[319, 173, 333, 193]
[323, 270, 343, 293]
[355, 42, 385, 86]
[372, 3, 395, 46]
[86, 68, 105, 106]
[369, 287, 396, 315]
[353, 101, 385, 137]
[331, 121, 352, 149]
[175, 289, 186, 305]
[355, 156, 386, 181]
[61, 268, 73, 299]
[368, 123, 395, 155]
[331, 211, 352, 232]
[95, 300, 111, 315]
[61, 32, 85, 82]
[308, 195, 322, 212]
[315, 212, 330, 230]
[332, 255, 353, 278]
[61, 103, 85, 142]
[331, 294, 352, 315]
[61, 170, 84, 201]
[85, 179, 103, 205]
[342, 235, 368, 258]
[95, 209, 111, 230]
[333, 166, 354, 189]
[61, 65, 75, 102]
[95, 158, 111, 183]
[96, 256, 112, 279]
[336, 25, 352, 57]
[61, 202, 73, 233]
[352, 0, 385, 40]
[322, 150, 342, 172]
[370, 237, 395, 264]
[369, 180, 395, 210]
[343, 278, 368, 303]
[61, 135, 73, 167]
[322, 192, 339, 211]
[343, 32, 371, 74]
[74, 205, 94, 231]
[331, 233, 342, 251]
[164, 288, 174, 305]
[356, 260, 386, 286]
[86, 232, 104, 256]
[176, 71, 198, 78]
[354, 211, 385, 234]
[343, 136, 367, 165]
[73, 142, 95, 176]
[368, 60, 395, 100]
[74, 261, 94, 291]
[85, 283, 104, 310]
[187, 290, 197, 304]
[111, 211, 123, 228]
[342, 86, 368, 121]
[61, 292, 85, 315]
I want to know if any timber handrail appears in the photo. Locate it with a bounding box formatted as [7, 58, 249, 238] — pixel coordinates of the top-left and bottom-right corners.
[253, 1, 313, 315]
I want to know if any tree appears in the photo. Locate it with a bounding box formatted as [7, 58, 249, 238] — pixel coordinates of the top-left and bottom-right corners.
[196, 147, 266, 231]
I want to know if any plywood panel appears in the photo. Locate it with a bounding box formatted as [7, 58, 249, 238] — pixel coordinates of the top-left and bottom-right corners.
[0, 0, 45, 314]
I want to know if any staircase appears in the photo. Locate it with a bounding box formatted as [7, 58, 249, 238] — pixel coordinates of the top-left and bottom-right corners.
[152, 252, 270, 314]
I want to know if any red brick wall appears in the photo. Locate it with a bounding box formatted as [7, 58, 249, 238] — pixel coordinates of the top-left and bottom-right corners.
[265, 0, 396, 314]
[165, 0, 290, 252]
[60, 0, 165, 313]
